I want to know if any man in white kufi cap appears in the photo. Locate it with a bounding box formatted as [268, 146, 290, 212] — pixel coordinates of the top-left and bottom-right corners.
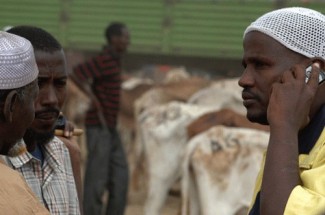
[238, 7, 325, 215]
[0, 31, 38, 90]
[0, 31, 49, 214]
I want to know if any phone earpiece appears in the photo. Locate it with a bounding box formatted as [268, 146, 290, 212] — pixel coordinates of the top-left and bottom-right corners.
[305, 65, 312, 83]
[305, 63, 325, 83]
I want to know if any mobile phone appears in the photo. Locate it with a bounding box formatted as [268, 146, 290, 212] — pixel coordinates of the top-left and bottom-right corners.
[55, 115, 66, 130]
[305, 65, 325, 83]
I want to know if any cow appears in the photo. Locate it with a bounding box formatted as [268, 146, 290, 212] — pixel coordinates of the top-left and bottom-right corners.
[187, 108, 269, 139]
[116, 76, 155, 194]
[134, 76, 211, 116]
[62, 79, 90, 129]
[139, 101, 218, 215]
[131, 76, 210, 190]
[136, 78, 250, 215]
[135, 77, 241, 169]
[187, 77, 245, 116]
[118, 77, 154, 152]
[181, 125, 269, 215]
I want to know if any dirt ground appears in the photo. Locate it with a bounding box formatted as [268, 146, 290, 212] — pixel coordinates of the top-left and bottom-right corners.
[78, 136, 180, 215]
[125, 190, 181, 215]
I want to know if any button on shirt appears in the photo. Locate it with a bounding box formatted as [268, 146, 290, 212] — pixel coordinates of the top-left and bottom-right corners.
[4, 137, 80, 215]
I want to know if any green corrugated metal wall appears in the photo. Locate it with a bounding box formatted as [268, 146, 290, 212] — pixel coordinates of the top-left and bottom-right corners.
[67, 0, 164, 54]
[1, 0, 62, 44]
[1, 1, 325, 59]
[170, 2, 274, 58]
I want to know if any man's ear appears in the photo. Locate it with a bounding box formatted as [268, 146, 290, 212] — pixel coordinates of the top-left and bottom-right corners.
[3, 90, 18, 123]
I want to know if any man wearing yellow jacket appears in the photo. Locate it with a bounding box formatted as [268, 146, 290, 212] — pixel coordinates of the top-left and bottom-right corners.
[238, 7, 325, 215]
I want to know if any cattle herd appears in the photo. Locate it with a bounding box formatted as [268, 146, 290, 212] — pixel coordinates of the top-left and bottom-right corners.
[63, 67, 270, 215]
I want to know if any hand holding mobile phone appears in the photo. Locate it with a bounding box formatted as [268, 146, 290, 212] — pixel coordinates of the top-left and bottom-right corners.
[305, 63, 325, 83]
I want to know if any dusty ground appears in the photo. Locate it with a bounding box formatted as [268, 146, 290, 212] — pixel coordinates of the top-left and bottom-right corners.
[78, 136, 181, 215]
[125, 190, 181, 215]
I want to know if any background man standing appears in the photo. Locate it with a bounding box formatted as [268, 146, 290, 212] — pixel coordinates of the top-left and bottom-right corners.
[70, 22, 130, 215]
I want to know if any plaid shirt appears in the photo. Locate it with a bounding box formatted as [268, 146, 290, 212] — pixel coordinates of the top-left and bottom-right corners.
[4, 137, 80, 215]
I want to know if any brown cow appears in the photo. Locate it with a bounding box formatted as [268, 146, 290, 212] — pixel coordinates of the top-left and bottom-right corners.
[187, 108, 269, 139]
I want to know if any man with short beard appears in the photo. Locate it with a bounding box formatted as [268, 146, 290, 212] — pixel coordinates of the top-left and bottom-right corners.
[239, 7, 325, 215]
[4, 26, 80, 215]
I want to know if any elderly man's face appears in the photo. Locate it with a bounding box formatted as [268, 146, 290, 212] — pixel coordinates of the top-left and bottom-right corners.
[238, 31, 307, 125]
[24, 49, 67, 145]
[1, 80, 39, 154]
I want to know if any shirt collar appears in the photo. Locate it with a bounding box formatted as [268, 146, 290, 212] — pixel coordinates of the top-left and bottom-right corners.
[8, 150, 34, 169]
[298, 105, 325, 154]
[41, 137, 64, 173]
[8, 137, 64, 172]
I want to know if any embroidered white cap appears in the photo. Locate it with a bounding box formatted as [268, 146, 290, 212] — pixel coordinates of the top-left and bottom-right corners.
[0, 31, 39, 89]
[244, 7, 325, 59]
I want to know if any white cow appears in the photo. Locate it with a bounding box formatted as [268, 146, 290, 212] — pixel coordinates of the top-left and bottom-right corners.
[188, 77, 246, 115]
[131, 76, 210, 191]
[182, 126, 269, 215]
[137, 78, 248, 215]
[139, 101, 217, 215]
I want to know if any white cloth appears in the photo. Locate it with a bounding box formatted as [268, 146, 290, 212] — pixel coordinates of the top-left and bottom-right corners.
[0, 31, 39, 89]
[244, 7, 325, 59]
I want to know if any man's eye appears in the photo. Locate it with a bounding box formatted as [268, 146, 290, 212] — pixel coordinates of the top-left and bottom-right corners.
[55, 80, 67, 87]
[254, 61, 266, 69]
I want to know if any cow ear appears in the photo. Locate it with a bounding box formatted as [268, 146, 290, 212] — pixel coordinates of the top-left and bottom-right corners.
[3, 90, 18, 123]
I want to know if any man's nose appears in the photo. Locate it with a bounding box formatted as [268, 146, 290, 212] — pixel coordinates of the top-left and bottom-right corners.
[41, 85, 58, 106]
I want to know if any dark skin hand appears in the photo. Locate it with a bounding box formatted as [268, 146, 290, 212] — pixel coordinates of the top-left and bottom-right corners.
[261, 62, 320, 215]
[63, 119, 74, 138]
[69, 74, 107, 128]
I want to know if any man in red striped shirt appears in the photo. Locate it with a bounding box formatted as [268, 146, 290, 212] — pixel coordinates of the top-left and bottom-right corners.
[71, 22, 130, 215]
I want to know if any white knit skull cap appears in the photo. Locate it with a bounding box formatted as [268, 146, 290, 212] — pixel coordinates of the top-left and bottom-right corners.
[0, 31, 38, 89]
[244, 7, 325, 59]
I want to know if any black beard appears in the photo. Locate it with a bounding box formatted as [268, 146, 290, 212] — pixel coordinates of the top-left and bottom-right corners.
[247, 114, 269, 125]
[24, 128, 55, 151]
